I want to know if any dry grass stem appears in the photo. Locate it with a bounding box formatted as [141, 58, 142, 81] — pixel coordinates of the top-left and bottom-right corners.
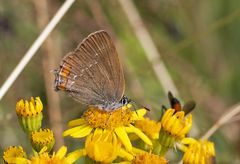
[202, 103, 240, 140]
[0, 0, 75, 101]
[118, 0, 179, 97]
[33, 0, 64, 149]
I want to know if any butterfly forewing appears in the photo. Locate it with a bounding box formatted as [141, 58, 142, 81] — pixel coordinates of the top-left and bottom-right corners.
[55, 30, 125, 106]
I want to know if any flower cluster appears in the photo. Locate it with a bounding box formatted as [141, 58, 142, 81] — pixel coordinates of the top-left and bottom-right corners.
[2, 93, 216, 164]
[3, 97, 79, 164]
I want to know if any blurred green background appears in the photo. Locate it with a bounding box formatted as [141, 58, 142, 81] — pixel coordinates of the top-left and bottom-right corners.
[0, 0, 240, 163]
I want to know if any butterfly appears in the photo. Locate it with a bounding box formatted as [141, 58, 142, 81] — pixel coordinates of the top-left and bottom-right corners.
[54, 30, 130, 111]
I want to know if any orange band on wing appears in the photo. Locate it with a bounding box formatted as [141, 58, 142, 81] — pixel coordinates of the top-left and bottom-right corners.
[58, 77, 68, 90]
[56, 63, 72, 90]
[59, 64, 71, 77]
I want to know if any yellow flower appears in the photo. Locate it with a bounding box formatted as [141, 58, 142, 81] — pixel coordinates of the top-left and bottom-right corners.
[135, 117, 161, 139]
[158, 108, 192, 156]
[180, 138, 216, 164]
[31, 128, 55, 152]
[68, 129, 134, 163]
[16, 97, 43, 133]
[63, 104, 152, 151]
[161, 108, 192, 138]
[3, 146, 27, 164]
[86, 129, 122, 163]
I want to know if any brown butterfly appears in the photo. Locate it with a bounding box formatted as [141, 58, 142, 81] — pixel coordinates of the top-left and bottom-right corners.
[54, 30, 130, 111]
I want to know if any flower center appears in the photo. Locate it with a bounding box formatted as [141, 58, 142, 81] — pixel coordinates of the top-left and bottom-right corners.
[83, 105, 133, 129]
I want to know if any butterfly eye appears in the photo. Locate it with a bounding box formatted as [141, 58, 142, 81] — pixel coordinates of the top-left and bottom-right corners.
[120, 96, 129, 105]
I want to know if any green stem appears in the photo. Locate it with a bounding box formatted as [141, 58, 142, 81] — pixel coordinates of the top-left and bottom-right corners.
[85, 156, 96, 164]
[159, 146, 169, 156]
[152, 140, 162, 155]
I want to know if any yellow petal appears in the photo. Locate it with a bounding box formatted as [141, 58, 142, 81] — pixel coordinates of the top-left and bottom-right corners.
[93, 142, 102, 161]
[161, 109, 174, 127]
[195, 152, 200, 164]
[39, 146, 48, 154]
[177, 143, 188, 152]
[171, 119, 182, 136]
[125, 125, 152, 146]
[118, 148, 134, 161]
[94, 128, 104, 136]
[114, 127, 132, 151]
[66, 149, 86, 163]
[68, 118, 86, 127]
[178, 123, 192, 136]
[8, 157, 28, 164]
[63, 126, 81, 137]
[186, 114, 193, 125]
[63, 124, 92, 137]
[70, 126, 93, 138]
[56, 146, 67, 158]
[25, 101, 29, 115]
[112, 132, 118, 146]
[35, 97, 43, 112]
[164, 115, 177, 132]
[29, 101, 36, 115]
[85, 133, 93, 148]
[93, 128, 104, 140]
[131, 109, 147, 120]
[174, 111, 185, 119]
[178, 115, 192, 136]
[132, 147, 146, 154]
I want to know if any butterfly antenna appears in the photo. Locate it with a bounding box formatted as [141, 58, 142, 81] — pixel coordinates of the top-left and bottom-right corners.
[130, 100, 139, 116]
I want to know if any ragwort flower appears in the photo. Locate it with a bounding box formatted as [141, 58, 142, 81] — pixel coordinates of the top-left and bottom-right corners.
[68, 128, 134, 163]
[3, 146, 27, 164]
[158, 108, 192, 155]
[63, 104, 152, 151]
[180, 138, 216, 164]
[16, 97, 43, 133]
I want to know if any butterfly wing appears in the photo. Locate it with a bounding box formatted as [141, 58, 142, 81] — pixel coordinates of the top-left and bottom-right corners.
[54, 30, 125, 106]
[182, 100, 196, 115]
